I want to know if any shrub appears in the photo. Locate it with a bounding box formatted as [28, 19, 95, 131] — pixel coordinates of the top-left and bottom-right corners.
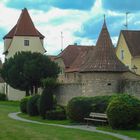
[91, 96, 112, 113]
[46, 105, 66, 120]
[27, 94, 40, 116]
[20, 96, 31, 113]
[67, 97, 92, 122]
[39, 78, 58, 119]
[67, 96, 112, 122]
[0, 93, 7, 101]
[107, 94, 140, 129]
[39, 88, 54, 119]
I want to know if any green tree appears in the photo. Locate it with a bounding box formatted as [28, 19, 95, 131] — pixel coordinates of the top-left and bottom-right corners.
[1, 52, 60, 96]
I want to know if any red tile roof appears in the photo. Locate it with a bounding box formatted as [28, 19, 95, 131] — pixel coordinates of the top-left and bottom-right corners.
[66, 46, 94, 72]
[3, 8, 44, 39]
[80, 21, 129, 72]
[121, 30, 140, 57]
[56, 45, 94, 72]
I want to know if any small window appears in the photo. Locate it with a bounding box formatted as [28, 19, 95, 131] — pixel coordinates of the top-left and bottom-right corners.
[107, 83, 111, 86]
[24, 40, 29, 46]
[120, 50, 124, 60]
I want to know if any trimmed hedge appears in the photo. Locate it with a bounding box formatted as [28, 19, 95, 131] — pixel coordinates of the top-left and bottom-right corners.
[39, 88, 54, 119]
[90, 96, 112, 113]
[107, 94, 140, 129]
[67, 96, 112, 122]
[27, 95, 40, 116]
[0, 93, 7, 101]
[46, 105, 66, 120]
[20, 96, 31, 113]
[67, 97, 92, 122]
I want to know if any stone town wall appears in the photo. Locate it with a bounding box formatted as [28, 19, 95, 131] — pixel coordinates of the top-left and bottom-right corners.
[55, 72, 123, 105]
[55, 72, 140, 105]
[123, 80, 140, 99]
[55, 83, 82, 105]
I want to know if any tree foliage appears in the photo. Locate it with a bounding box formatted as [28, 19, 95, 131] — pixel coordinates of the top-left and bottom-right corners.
[1, 52, 60, 95]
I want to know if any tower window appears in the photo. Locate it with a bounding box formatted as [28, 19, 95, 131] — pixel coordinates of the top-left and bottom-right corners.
[24, 40, 29, 46]
[120, 50, 124, 60]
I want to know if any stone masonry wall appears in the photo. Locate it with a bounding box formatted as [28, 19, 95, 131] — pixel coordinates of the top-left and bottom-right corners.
[55, 72, 140, 105]
[55, 83, 82, 105]
[55, 73, 123, 105]
[123, 80, 140, 99]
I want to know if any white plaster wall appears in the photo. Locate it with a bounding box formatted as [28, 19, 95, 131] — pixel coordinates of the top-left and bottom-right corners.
[6, 36, 46, 58]
[0, 83, 5, 93]
[7, 85, 25, 101]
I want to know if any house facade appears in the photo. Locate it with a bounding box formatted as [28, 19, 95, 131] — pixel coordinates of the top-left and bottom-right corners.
[116, 30, 140, 75]
[3, 8, 46, 100]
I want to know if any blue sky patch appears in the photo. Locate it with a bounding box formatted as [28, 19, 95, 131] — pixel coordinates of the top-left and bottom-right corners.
[102, 0, 140, 12]
[6, 0, 96, 11]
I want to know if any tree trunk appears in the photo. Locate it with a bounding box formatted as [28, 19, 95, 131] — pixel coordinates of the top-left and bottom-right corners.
[35, 86, 38, 94]
[31, 86, 34, 95]
[25, 88, 30, 96]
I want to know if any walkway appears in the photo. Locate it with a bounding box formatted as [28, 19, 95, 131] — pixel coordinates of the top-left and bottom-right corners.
[8, 112, 136, 140]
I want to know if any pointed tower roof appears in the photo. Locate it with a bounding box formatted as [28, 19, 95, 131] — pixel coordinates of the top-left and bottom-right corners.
[3, 8, 44, 39]
[80, 18, 129, 72]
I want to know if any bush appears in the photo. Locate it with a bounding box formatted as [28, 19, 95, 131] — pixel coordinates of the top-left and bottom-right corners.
[0, 93, 7, 101]
[20, 96, 31, 113]
[91, 96, 112, 113]
[39, 78, 58, 119]
[67, 97, 92, 122]
[107, 94, 140, 129]
[67, 96, 112, 122]
[46, 105, 66, 120]
[39, 88, 54, 119]
[27, 95, 40, 116]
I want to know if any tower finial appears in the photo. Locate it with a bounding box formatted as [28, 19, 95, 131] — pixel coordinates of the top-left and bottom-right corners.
[104, 14, 106, 23]
[103, 14, 106, 28]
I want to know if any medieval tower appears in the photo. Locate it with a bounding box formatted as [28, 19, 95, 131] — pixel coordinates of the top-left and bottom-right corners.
[3, 8, 46, 59]
[3, 8, 46, 100]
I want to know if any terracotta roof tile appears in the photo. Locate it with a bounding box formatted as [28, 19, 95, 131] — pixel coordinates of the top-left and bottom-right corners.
[57, 45, 83, 68]
[66, 46, 94, 72]
[80, 21, 129, 72]
[122, 30, 140, 57]
[3, 8, 44, 39]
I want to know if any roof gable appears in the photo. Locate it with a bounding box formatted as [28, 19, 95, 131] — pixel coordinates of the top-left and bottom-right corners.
[122, 30, 140, 57]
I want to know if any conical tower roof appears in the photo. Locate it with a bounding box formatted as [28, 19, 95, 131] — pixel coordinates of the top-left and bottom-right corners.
[80, 19, 129, 72]
[3, 8, 44, 39]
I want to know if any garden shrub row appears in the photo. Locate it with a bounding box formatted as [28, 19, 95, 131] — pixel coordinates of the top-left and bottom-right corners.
[20, 94, 66, 120]
[20, 93, 140, 130]
[67, 95, 112, 122]
[67, 94, 140, 129]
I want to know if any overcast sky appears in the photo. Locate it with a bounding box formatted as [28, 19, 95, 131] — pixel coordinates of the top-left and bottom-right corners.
[0, 0, 140, 61]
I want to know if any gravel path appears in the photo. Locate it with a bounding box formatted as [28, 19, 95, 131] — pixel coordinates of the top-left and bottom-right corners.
[8, 112, 136, 140]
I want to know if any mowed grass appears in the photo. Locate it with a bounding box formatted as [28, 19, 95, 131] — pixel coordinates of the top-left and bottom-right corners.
[0, 101, 120, 140]
[98, 126, 140, 140]
[19, 102, 140, 140]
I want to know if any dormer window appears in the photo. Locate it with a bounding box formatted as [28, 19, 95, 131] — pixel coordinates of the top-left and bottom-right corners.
[120, 50, 124, 60]
[24, 40, 29, 46]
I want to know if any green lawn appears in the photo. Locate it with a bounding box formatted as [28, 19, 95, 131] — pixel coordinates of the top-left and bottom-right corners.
[18, 102, 140, 140]
[98, 126, 140, 140]
[0, 101, 120, 140]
